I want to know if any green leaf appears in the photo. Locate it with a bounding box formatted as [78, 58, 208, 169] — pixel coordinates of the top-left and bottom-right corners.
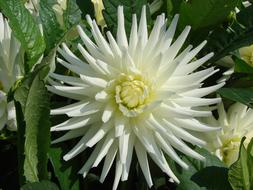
[178, 0, 239, 31]
[76, 0, 94, 18]
[39, 0, 81, 55]
[39, 0, 65, 54]
[205, 5, 253, 62]
[49, 145, 80, 190]
[233, 55, 253, 73]
[0, 0, 45, 71]
[167, 146, 230, 189]
[228, 137, 253, 190]
[103, 0, 150, 37]
[21, 180, 59, 190]
[217, 88, 253, 108]
[191, 166, 231, 190]
[64, 0, 82, 29]
[14, 66, 51, 183]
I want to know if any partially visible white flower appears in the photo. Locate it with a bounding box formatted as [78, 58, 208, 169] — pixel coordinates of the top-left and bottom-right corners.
[52, 0, 67, 27]
[0, 13, 23, 130]
[48, 6, 224, 189]
[239, 45, 253, 66]
[203, 102, 253, 166]
[91, 0, 106, 28]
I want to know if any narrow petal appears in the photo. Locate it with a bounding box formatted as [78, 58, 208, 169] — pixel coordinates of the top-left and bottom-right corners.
[117, 6, 128, 48]
[112, 155, 123, 190]
[135, 140, 153, 187]
[63, 124, 101, 161]
[100, 141, 118, 183]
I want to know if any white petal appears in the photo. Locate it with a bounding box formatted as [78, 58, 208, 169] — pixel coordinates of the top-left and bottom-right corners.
[102, 103, 114, 123]
[93, 130, 115, 167]
[112, 155, 123, 190]
[51, 115, 98, 131]
[80, 74, 107, 88]
[119, 127, 130, 164]
[163, 132, 205, 160]
[155, 132, 188, 169]
[100, 141, 118, 183]
[95, 90, 109, 102]
[135, 140, 153, 187]
[63, 124, 101, 161]
[117, 6, 128, 48]
[138, 6, 148, 48]
[160, 14, 179, 51]
[66, 101, 101, 117]
[121, 132, 135, 181]
[128, 14, 138, 56]
[172, 118, 220, 132]
[163, 26, 191, 64]
[77, 25, 105, 60]
[163, 119, 206, 146]
[47, 85, 95, 100]
[51, 100, 88, 115]
[52, 127, 89, 144]
[50, 73, 88, 87]
[182, 82, 225, 97]
[56, 57, 95, 76]
[115, 114, 127, 137]
[91, 20, 114, 57]
[106, 31, 122, 58]
[86, 121, 113, 147]
[78, 140, 104, 178]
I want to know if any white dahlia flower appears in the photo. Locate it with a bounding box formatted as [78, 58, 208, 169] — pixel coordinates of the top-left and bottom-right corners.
[202, 102, 253, 166]
[239, 44, 253, 67]
[0, 13, 23, 131]
[48, 6, 224, 189]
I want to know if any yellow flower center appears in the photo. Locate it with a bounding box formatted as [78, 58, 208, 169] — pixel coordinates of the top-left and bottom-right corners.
[239, 45, 253, 66]
[221, 136, 241, 166]
[114, 74, 151, 117]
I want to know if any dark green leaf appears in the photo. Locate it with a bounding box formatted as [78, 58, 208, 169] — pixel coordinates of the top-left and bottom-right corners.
[103, 0, 150, 37]
[178, 0, 239, 31]
[233, 55, 253, 73]
[39, 0, 81, 55]
[228, 137, 253, 190]
[49, 145, 80, 190]
[191, 166, 231, 190]
[39, 0, 65, 54]
[205, 5, 253, 62]
[76, 0, 94, 18]
[217, 88, 253, 108]
[14, 66, 51, 183]
[64, 0, 82, 29]
[21, 180, 59, 190]
[0, 0, 45, 71]
[167, 147, 229, 190]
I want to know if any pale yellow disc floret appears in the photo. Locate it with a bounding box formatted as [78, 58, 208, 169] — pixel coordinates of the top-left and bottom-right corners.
[114, 74, 151, 117]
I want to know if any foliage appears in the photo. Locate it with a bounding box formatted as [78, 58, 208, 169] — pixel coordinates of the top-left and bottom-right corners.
[0, 0, 45, 72]
[228, 137, 253, 190]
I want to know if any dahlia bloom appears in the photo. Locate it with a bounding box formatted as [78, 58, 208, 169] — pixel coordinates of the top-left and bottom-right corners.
[239, 44, 253, 67]
[0, 13, 23, 130]
[203, 102, 253, 166]
[48, 6, 224, 188]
